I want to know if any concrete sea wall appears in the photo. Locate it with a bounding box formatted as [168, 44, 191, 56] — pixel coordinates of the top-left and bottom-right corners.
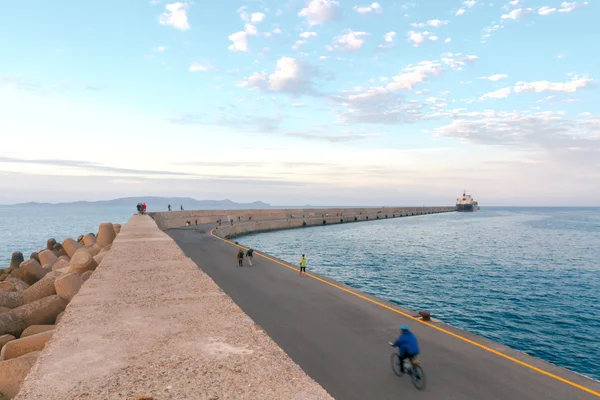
[150, 206, 456, 234]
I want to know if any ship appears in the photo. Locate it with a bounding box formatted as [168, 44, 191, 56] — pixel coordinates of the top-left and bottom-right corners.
[456, 191, 479, 212]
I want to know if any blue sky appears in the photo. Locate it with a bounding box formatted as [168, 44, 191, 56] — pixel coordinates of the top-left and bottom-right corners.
[0, 0, 598, 206]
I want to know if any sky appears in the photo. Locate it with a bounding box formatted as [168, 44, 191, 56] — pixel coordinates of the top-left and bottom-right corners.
[1, 0, 599, 206]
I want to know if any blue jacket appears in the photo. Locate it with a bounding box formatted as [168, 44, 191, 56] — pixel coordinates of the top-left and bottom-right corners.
[393, 331, 420, 355]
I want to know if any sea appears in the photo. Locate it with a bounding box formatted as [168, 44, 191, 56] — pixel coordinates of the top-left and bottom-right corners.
[1, 205, 598, 381]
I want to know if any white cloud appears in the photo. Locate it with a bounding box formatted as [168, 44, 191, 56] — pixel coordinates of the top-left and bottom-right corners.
[411, 19, 448, 28]
[501, 8, 533, 20]
[514, 75, 594, 93]
[228, 31, 250, 52]
[559, 1, 588, 12]
[245, 24, 258, 35]
[538, 6, 557, 15]
[353, 2, 382, 14]
[386, 61, 444, 91]
[292, 40, 306, 51]
[333, 31, 369, 51]
[407, 31, 425, 47]
[298, 0, 341, 26]
[440, 53, 478, 70]
[481, 24, 504, 43]
[250, 12, 265, 23]
[444, 38, 452, 43]
[509, 0, 520, 6]
[464, 0, 477, 7]
[479, 73, 508, 81]
[300, 31, 318, 39]
[159, 2, 190, 30]
[273, 28, 282, 35]
[429, 36, 438, 41]
[156, 46, 166, 52]
[189, 63, 216, 72]
[238, 57, 319, 95]
[479, 87, 511, 100]
[456, 8, 465, 16]
[384, 32, 396, 43]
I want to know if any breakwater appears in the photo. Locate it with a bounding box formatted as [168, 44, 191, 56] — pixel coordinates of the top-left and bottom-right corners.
[0, 222, 120, 399]
[10, 215, 332, 400]
[150, 206, 456, 234]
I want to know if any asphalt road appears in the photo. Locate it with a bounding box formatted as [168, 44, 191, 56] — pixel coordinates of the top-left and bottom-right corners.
[168, 225, 600, 400]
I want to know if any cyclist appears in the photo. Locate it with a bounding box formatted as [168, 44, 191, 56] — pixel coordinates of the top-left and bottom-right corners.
[390, 325, 420, 373]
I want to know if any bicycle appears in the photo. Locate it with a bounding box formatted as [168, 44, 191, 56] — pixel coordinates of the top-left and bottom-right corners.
[389, 344, 426, 390]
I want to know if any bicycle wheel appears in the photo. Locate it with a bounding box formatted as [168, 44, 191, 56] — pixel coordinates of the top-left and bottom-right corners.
[410, 364, 426, 390]
[390, 353, 403, 376]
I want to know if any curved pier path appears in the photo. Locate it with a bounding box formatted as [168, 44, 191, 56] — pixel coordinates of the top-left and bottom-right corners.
[168, 221, 600, 400]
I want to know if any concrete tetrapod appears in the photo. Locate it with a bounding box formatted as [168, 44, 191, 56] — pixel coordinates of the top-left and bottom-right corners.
[51, 258, 68, 272]
[6, 280, 28, 292]
[23, 272, 59, 304]
[37, 250, 57, 268]
[54, 311, 65, 325]
[0, 295, 66, 337]
[80, 271, 93, 282]
[0, 351, 40, 400]
[46, 238, 57, 251]
[61, 238, 82, 258]
[92, 251, 107, 267]
[0, 308, 10, 316]
[20, 325, 54, 338]
[68, 249, 98, 275]
[82, 234, 96, 246]
[1, 330, 54, 360]
[9, 253, 24, 272]
[96, 222, 116, 248]
[0, 334, 15, 349]
[54, 272, 82, 302]
[0, 292, 24, 309]
[18, 260, 46, 286]
[0, 282, 15, 293]
[83, 244, 101, 257]
[8, 269, 25, 283]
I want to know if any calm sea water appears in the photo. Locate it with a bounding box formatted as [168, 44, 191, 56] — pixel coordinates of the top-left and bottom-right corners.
[240, 207, 600, 381]
[0, 204, 134, 267]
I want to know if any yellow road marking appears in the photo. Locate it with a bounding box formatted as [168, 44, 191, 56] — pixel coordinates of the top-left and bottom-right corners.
[210, 228, 600, 398]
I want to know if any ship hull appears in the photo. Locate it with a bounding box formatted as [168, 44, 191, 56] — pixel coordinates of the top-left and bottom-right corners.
[456, 204, 476, 212]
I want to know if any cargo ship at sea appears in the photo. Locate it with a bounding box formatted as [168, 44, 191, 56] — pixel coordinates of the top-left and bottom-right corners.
[456, 191, 479, 212]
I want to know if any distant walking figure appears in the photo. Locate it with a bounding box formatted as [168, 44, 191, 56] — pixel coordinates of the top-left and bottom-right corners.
[168, 204, 171, 211]
[237, 248, 244, 267]
[136, 203, 141, 214]
[299, 254, 307, 276]
[141, 203, 147, 214]
[180, 204, 184, 211]
[246, 248, 254, 267]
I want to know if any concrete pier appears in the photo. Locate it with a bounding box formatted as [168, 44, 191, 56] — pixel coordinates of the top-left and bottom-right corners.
[150, 206, 456, 232]
[11, 208, 600, 399]
[14, 215, 332, 400]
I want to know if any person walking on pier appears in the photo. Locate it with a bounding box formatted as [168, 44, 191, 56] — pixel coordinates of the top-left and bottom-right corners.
[168, 204, 171, 211]
[299, 254, 307, 276]
[246, 248, 254, 267]
[237, 248, 244, 267]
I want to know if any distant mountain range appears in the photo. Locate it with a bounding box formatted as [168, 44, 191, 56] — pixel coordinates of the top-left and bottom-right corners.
[12, 197, 272, 210]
